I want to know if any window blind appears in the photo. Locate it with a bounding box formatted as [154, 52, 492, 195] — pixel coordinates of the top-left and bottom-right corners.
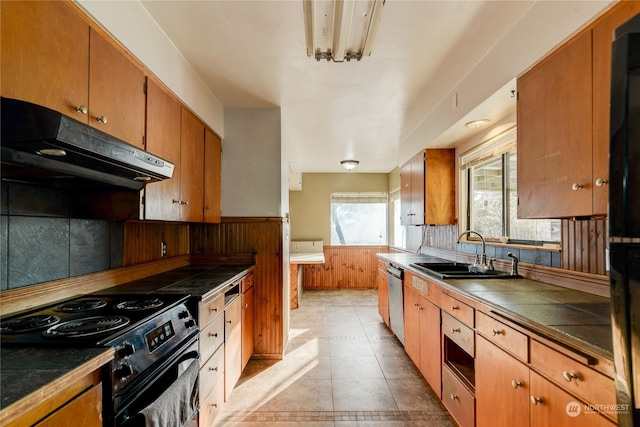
[330, 192, 389, 204]
[459, 127, 517, 171]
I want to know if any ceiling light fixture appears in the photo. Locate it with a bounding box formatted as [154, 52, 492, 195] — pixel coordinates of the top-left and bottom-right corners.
[303, 0, 385, 62]
[341, 160, 359, 170]
[465, 119, 491, 128]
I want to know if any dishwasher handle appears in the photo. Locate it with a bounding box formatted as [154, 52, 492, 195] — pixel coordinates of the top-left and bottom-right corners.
[386, 264, 404, 280]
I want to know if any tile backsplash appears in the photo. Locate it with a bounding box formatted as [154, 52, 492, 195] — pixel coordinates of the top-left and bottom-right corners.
[0, 182, 123, 290]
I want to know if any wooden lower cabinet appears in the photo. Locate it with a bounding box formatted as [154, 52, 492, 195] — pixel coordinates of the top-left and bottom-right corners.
[530, 371, 615, 427]
[442, 365, 475, 427]
[476, 336, 530, 427]
[224, 296, 242, 401]
[34, 383, 102, 427]
[377, 263, 389, 327]
[199, 379, 225, 427]
[403, 285, 441, 395]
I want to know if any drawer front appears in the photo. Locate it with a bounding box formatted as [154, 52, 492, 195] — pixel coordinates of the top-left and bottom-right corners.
[241, 273, 254, 293]
[442, 312, 475, 357]
[476, 311, 528, 362]
[442, 293, 474, 327]
[530, 340, 616, 412]
[199, 294, 224, 328]
[200, 313, 225, 365]
[200, 343, 225, 399]
[442, 365, 475, 427]
[199, 378, 225, 427]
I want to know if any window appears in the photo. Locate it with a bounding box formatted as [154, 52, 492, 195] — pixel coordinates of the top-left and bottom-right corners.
[462, 129, 560, 244]
[330, 192, 388, 245]
[390, 190, 405, 247]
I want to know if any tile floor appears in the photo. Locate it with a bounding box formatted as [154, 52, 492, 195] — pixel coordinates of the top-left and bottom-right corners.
[214, 289, 456, 427]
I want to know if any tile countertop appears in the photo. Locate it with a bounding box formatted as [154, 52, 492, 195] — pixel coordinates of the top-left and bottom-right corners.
[0, 347, 114, 425]
[378, 253, 613, 360]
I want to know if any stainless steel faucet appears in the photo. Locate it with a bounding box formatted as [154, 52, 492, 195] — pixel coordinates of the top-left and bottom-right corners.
[457, 230, 491, 271]
[507, 252, 519, 276]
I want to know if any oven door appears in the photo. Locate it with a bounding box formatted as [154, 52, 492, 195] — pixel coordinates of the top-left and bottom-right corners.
[115, 336, 199, 427]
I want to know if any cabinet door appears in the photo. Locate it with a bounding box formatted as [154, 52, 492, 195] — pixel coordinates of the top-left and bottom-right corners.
[1, 1, 89, 119]
[180, 109, 205, 222]
[224, 297, 242, 401]
[400, 160, 413, 225]
[241, 286, 254, 370]
[410, 153, 426, 225]
[419, 298, 441, 397]
[145, 79, 182, 221]
[377, 267, 389, 327]
[204, 128, 222, 224]
[476, 336, 529, 427]
[403, 286, 420, 366]
[518, 31, 593, 218]
[89, 28, 145, 148]
[530, 371, 615, 427]
[592, 1, 640, 215]
[425, 149, 455, 225]
[34, 383, 102, 427]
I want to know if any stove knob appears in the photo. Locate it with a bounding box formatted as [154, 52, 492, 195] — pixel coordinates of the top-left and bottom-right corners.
[178, 310, 190, 319]
[117, 343, 135, 358]
[184, 319, 196, 329]
[114, 364, 133, 379]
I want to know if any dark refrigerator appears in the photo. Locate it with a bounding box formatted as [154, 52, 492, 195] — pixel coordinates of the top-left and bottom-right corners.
[609, 12, 640, 427]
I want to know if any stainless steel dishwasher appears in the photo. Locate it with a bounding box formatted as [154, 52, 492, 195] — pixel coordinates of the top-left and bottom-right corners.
[386, 264, 405, 345]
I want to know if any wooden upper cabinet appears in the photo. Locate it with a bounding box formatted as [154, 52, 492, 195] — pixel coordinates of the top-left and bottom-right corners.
[145, 79, 182, 221]
[1, 1, 89, 119]
[592, 1, 640, 215]
[518, 1, 640, 219]
[517, 30, 593, 219]
[89, 28, 146, 148]
[204, 129, 222, 224]
[180, 108, 205, 222]
[400, 149, 455, 225]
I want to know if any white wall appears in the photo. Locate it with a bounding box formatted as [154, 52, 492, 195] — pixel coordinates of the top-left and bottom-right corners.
[75, 0, 224, 136]
[222, 108, 283, 217]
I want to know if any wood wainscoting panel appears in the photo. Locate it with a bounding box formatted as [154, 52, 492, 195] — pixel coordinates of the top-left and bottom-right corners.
[123, 221, 190, 266]
[190, 217, 285, 359]
[561, 218, 607, 275]
[302, 245, 389, 290]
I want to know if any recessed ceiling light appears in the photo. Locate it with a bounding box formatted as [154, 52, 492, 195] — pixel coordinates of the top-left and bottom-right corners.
[465, 119, 491, 128]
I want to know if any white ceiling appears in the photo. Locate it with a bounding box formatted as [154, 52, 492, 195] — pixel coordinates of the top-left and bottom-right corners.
[138, 0, 612, 174]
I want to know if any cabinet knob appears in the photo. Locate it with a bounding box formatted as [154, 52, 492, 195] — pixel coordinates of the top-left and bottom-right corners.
[492, 329, 503, 336]
[96, 115, 108, 124]
[571, 183, 584, 191]
[244, 303, 249, 308]
[206, 205, 212, 209]
[211, 403, 218, 408]
[180, 200, 189, 205]
[208, 332, 218, 338]
[208, 366, 218, 372]
[530, 395, 543, 405]
[562, 371, 579, 382]
[450, 393, 458, 401]
[172, 199, 180, 204]
[595, 178, 609, 187]
[417, 305, 423, 311]
[511, 380, 523, 389]
[227, 319, 232, 324]
[451, 327, 461, 333]
[211, 307, 218, 312]
[451, 305, 459, 311]
[75, 105, 88, 115]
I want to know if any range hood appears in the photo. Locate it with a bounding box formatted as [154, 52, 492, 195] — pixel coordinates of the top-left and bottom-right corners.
[1, 97, 174, 191]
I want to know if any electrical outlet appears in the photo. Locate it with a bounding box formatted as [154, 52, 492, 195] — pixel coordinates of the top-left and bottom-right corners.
[161, 241, 167, 257]
[294, 244, 300, 251]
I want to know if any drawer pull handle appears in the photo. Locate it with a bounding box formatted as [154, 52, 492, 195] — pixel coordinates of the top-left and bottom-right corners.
[208, 332, 218, 338]
[211, 307, 219, 312]
[562, 371, 578, 382]
[451, 328, 461, 333]
[227, 320, 232, 324]
[212, 403, 218, 408]
[450, 393, 458, 401]
[451, 305, 459, 311]
[209, 366, 218, 372]
[492, 329, 503, 336]
[530, 396, 543, 405]
[511, 380, 523, 389]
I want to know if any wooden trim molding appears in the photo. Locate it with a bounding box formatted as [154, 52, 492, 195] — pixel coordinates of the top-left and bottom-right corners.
[0, 256, 190, 316]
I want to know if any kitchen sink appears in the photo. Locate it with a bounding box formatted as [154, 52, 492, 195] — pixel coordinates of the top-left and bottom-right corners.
[409, 262, 520, 280]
